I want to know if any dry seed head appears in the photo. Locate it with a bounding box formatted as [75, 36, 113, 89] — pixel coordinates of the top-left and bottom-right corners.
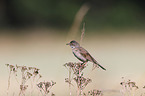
[16, 65, 21, 69]
[84, 78, 92, 86]
[45, 82, 51, 89]
[51, 81, 56, 86]
[22, 76, 26, 80]
[9, 65, 14, 68]
[74, 76, 91, 88]
[39, 74, 42, 78]
[33, 68, 39, 75]
[37, 81, 56, 94]
[28, 67, 33, 70]
[20, 85, 28, 91]
[9, 65, 14, 71]
[37, 81, 56, 89]
[65, 62, 86, 75]
[5, 64, 9, 67]
[51, 93, 55, 96]
[88, 89, 103, 96]
[12, 67, 17, 73]
[65, 78, 69, 83]
[21, 66, 27, 72]
[27, 72, 32, 79]
[37, 82, 43, 88]
[64, 62, 75, 68]
[120, 79, 139, 89]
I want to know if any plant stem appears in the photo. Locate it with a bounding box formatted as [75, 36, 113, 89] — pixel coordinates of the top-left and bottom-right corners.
[7, 71, 11, 96]
[69, 67, 72, 96]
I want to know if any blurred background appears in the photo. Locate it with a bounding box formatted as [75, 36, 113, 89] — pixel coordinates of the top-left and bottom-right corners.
[0, 0, 145, 30]
[0, 0, 145, 96]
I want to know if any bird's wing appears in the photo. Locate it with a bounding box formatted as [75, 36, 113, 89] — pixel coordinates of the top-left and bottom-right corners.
[79, 47, 97, 63]
[79, 47, 106, 70]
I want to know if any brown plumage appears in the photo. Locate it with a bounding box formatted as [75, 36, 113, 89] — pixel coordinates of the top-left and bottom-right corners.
[67, 40, 106, 70]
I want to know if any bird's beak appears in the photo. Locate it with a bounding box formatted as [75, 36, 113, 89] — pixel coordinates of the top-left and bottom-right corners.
[66, 43, 70, 45]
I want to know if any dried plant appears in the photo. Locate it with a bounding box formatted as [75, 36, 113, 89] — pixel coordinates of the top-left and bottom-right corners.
[64, 62, 92, 96]
[74, 76, 92, 91]
[37, 81, 56, 96]
[19, 85, 28, 96]
[142, 86, 145, 96]
[64, 62, 86, 76]
[88, 89, 103, 96]
[120, 77, 138, 96]
[6, 64, 17, 96]
[5, 64, 42, 96]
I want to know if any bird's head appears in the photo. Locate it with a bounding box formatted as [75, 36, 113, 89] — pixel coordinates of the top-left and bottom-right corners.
[66, 40, 80, 48]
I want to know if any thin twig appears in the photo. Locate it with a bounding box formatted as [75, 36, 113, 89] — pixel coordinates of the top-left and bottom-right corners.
[67, 3, 90, 41]
[80, 22, 86, 45]
[7, 71, 11, 96]
[69, 67, 72, 96]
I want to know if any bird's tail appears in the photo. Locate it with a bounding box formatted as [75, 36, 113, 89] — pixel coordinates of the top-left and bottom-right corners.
[90, 55, 106, 70]
[92, 59, 106, 70]
[92, 63, 106, 71]
[97, 63, 106, 70]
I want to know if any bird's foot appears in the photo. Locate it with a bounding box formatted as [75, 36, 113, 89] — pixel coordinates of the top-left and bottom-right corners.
[81, 62, 87, 66]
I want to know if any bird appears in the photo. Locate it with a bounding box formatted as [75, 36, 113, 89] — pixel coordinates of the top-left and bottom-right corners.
[66, 40, 106, 70]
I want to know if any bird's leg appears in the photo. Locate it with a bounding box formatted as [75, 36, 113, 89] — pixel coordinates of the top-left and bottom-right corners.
[81, 62, 86, 66]
[81, 62, 87, 69]
[81, 62, 84, 65]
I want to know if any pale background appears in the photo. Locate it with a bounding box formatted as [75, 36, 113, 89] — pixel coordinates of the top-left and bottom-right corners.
[0, 29, 145, 96]
[0, 0, 145, 95]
